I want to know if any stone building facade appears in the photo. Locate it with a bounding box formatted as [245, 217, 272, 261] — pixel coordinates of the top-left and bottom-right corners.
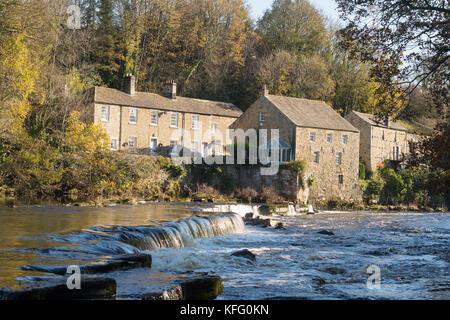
[90, 76, 242, 156]
[345, 111, 411, 172]
[231, 90, 361, 202]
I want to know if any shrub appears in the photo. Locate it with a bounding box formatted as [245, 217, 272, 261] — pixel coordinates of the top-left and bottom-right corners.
[236, 187, 259, 203]
[359, 162, 366, 180]
[260, 186, 285, 204]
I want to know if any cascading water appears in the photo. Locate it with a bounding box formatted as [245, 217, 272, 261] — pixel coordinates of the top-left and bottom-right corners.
[82, 213, 245, 252]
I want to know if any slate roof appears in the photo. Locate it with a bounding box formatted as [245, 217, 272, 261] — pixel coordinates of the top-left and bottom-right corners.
[265, 95, 359, 133]
[350, 111, 407, 131]
[94, 87, 242, 118]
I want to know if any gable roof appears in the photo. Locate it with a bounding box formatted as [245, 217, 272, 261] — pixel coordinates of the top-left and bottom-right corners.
[265, 95, 359, 133]
[350, 111, 407, 132]
[94, 87, 242, 118]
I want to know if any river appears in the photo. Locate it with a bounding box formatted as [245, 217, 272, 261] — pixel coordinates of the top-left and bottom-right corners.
[0, 204, 448, 300]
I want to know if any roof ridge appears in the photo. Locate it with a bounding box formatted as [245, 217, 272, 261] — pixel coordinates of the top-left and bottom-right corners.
[96, 86, 237, 107]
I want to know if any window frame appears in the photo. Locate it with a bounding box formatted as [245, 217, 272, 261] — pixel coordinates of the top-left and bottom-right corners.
[170, 112, 178, 128]
[110, 138, 117, 151]
[150, 110, 159, 126]
[258, 112, 265, 124]
[129, 108, 138, 124]
[336, 152, 343, 165]
[101, 105, 110, 122]
[313, 151, 320, 164]
[191, 115, 200, 130]
[326, 133, 333, 143]
[342, 135, 348, 145]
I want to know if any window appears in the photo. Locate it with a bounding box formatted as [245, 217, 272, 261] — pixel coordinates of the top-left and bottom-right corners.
[339, 175, 344, 184]
[211, 123, 217, 134]
[310, 132, 316, 142]
[327, 133, 333, 143]
[170, 112, 178, 128]
[128, 137, 137, 153]
[342, 135, 348, 145]
[150, 110, 159, 126]
[192, 115, 199, 130]
[129, 108, 138, 124]
[394, 132, 397, 142]
[393, 146, 401, 161]
[101, 106, 110, 121]
[110, 139, 117, 151]
[281, 149, 292, 163]
[313, 151, 320, 164]
[258, 112, 265, 124]
[336, 152, 343, 165]
[382, 130, 385, 141]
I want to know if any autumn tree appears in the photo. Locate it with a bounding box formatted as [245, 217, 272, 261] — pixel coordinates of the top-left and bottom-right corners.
[336, 0, 449, 119]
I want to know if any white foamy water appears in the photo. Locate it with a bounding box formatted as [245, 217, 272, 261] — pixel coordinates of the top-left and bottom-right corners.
[0, 205, 448, 300]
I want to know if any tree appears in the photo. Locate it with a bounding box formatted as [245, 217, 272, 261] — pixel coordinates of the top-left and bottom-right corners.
[336, 0, 449, 119]
[257, 0, 329, 56]
[336, 0, 449, 172]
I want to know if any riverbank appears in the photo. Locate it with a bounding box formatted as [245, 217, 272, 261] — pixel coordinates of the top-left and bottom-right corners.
[0, 198, 447, 214]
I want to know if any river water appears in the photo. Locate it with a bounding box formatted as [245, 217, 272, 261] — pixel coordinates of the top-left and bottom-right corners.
[0, 204, 448, 300]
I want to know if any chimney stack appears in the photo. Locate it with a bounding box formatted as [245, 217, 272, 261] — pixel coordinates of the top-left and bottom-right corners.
[122, 74, 136, 95]
[384, 117, 391, 128]
[262, 84, 269, 97]
[163, 80, 177, 100]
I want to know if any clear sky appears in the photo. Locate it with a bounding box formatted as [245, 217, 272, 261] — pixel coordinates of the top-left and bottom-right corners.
[247, 0, 340, 23]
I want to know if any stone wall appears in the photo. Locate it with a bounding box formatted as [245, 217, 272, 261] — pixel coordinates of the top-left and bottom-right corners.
[231, 96, 361, 202]
[230, 96, 297, 147]
[221, 165, 305, 202]
[93, 103, 238, 155]
[345, 112, 411, 171]
[295, 127, 361, 202]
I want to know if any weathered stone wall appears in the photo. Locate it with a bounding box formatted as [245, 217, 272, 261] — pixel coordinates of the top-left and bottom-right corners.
[94, 103, 238, 155]
[345, 112, 411, 171]
[232, 96, 361, 202]
[295, 127, 361, 202]
[230, 96, 297, 147]
[370, 126, 409, 171]
[222, 165, 304, 202]
[345, 112, 372, 169]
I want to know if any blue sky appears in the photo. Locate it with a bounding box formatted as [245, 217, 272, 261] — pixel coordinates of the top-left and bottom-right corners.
[247, 0, 340, 22]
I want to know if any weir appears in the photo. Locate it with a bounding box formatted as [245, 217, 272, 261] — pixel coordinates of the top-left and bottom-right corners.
[86, 213, 245, 251]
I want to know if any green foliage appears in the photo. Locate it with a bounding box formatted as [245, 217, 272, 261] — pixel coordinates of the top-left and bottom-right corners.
[359, 162, 366, 180]
[360, 166, 448, 209]
[280, 160, 307, 175]
[307, 176, 315, 188]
